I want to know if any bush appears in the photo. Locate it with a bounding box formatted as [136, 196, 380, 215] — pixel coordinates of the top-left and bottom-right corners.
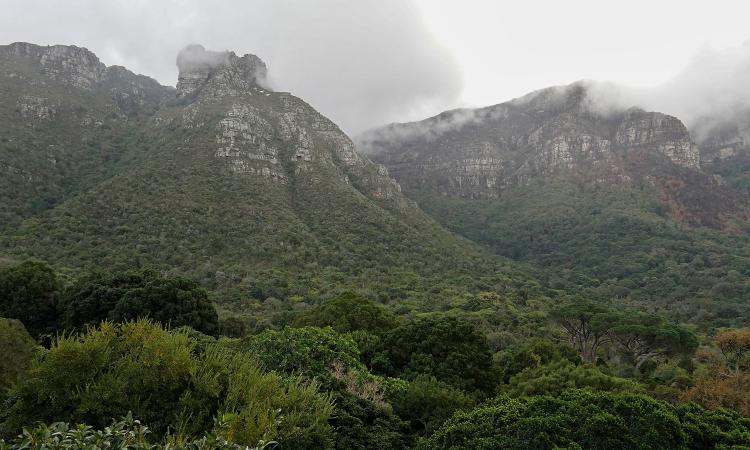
[236, 326, 364, 381]
[1, 320, 333, 448]
[0, 414, 275, 449]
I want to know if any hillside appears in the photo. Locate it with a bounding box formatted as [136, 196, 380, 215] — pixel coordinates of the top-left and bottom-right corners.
[0, 43, 542, 307]
[361, 83, 750, 327]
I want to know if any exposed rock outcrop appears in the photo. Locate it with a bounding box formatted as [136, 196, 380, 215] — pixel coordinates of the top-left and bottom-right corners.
[0, 42, 172, 116]
[176, 44, 269, 101]
[360, 84, 702, 200]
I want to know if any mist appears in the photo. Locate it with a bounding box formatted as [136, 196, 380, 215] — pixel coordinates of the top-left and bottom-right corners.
[0, 0, 462, 135]
[585, 41, 750, 143]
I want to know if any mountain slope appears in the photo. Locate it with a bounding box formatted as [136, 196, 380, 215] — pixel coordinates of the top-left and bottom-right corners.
[361, 83, 750, 327]
[0, 43, 540, 305]
[0, 42, 172, 229]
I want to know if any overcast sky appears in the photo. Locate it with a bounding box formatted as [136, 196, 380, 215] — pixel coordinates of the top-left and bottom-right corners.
[1, 0, 750, 134]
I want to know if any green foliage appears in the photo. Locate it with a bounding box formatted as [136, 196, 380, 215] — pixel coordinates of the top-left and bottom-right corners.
[676, 403, 750, 449]
[0, 261, 60, 337]
[411, 179, 750, 328]
[550, 301, 619, 363]
[0, 414, 275, 450]
[237, 326, 365, 381]
[609, 311, 698, 373]
[368, 316, 497, 395]
[552, 301, 698, 367]
[292, 292, 398, 334]
[503, 361, 642, 397]
[1, 320, 333, 448]
[420, 390, 727, 450]
[327, 389, 410, 450]
[496, 338, 580, 383]
[0, 318, 38, 398]
[61, 269, 219, 335]
[390, 376, 474, 436]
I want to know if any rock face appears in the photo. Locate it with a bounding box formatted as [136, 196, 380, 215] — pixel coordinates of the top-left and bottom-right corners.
[176, 44, 269, 101]
[360, 83, 747, 230]
[169, 45, 402, 201]
[1, 42, 106, 89]
[360, 84, 704, 200]
[0, 42, 170, 111]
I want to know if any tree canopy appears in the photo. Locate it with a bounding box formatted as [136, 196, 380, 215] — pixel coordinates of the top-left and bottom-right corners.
[0, 261, 60, 338]
[292, 292, 398, 334]
[420, 389, 750, 450]
[61, 269, 220, 335]
[368, 316, 497, 395]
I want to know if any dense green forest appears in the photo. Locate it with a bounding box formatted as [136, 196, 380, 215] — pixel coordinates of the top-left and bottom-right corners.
[1, 261, 749, 449]
[409, 178, 750, 329]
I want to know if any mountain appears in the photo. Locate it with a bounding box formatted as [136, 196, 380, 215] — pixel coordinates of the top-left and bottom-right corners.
[360, 83, 750, 327]
[0, 42, 173, 229]
[693, 110, 750, 194]
[0, 42, 539, 306]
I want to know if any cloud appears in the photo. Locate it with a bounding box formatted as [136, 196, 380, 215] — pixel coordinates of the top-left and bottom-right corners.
[0, 0, 463, 135]
[583, 41, 750, 143]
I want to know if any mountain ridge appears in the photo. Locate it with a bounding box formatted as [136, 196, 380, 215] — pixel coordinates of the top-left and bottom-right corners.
[360, 82, 750, 326]
[0, 42, 542, 308]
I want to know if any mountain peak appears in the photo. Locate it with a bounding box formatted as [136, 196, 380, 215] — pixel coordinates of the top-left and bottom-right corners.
[1, 42, 106, 89]
[175, 44, 269, 101]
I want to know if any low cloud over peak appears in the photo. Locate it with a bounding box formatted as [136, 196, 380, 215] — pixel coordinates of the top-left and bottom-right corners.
[0, 0, 462, 135]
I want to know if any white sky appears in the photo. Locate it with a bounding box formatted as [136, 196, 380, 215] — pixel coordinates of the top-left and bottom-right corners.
[2, 0, 750, 133]
[415, 0, 750, 107]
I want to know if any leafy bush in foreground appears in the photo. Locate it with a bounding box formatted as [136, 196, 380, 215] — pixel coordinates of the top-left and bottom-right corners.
[0, 414, 275, 449]
[0, 320, 333, 448]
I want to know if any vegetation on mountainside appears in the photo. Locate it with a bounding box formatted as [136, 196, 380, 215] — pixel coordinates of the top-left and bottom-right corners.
[410, 178, 750, 329]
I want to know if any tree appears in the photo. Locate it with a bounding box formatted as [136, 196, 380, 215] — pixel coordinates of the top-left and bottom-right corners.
[681, 372, 750, 417]
[715, 328, 750, 374]
[609, 312, 698, 372]
[292, 292, 398, 334]
[62, 270, 219, 335]
[0, 318, 38, 399]
[390, 375, 474, 436]
[680, 328, 750, 416]
[326, 387, 410, 450]
[550, 302, 617, 364]
[369, 316, 497, 395]
[675, 403, 750, 449]
[0, 261, 60, 338]
[420, 390, 729, 450]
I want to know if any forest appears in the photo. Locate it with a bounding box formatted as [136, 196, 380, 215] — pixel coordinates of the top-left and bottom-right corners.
[1, 261, 749, 449]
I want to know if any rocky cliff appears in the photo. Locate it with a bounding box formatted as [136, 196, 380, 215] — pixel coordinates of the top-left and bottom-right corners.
[360, 84, 702, 200]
